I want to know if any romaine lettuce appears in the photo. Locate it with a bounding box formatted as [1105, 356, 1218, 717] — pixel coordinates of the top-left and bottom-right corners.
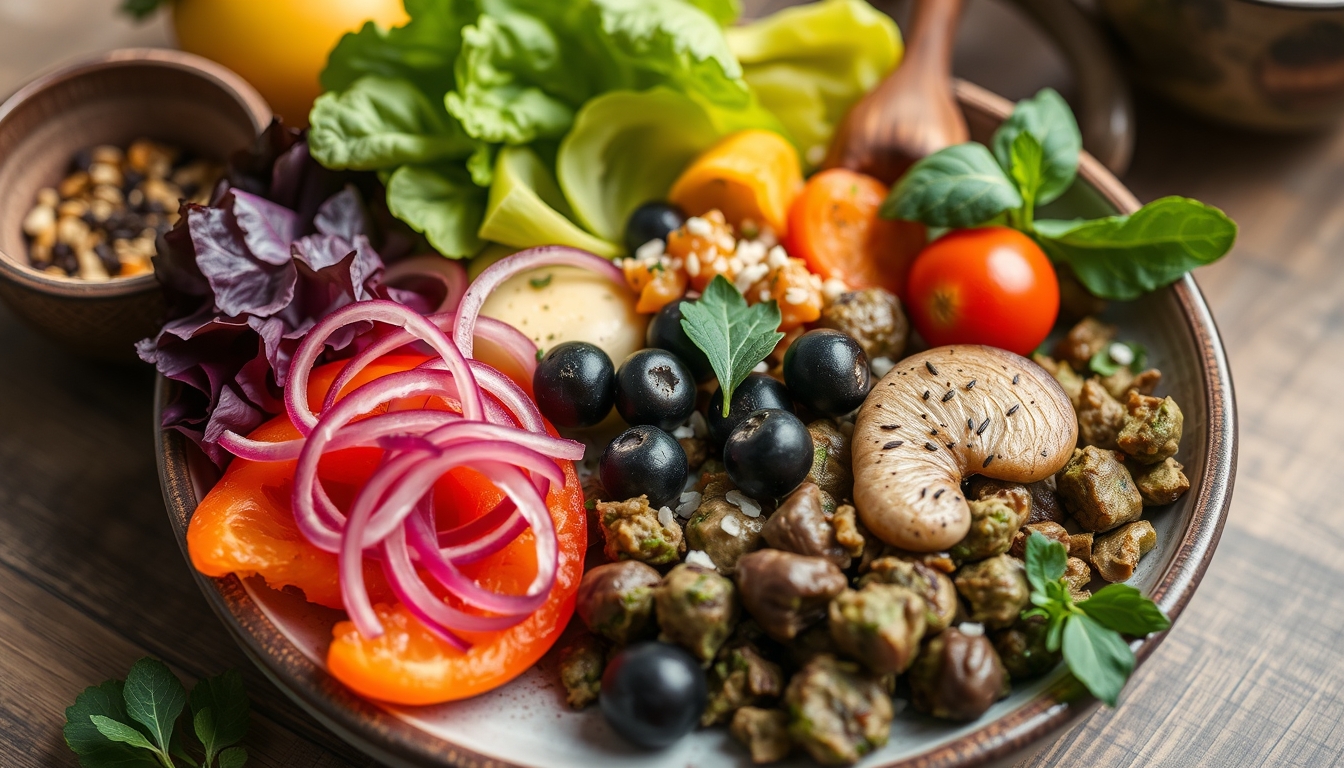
[479, 146, 620, 256]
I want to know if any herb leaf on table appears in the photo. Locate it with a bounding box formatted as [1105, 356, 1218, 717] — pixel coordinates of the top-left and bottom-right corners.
[881, 143, 1022, 229]
[190, 669, 250, 766]
[680, 275, 784, 417]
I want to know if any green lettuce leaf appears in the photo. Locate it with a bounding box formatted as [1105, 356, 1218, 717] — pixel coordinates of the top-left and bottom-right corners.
[727, 0, 901, 162]
[386, 164, 488, 257]
[557, 88, 723, 244]
[684, 0, 740, 25]
[321, 0, 477, 98]
[309, 76, 478, 170]
[479, 145, 620, 256]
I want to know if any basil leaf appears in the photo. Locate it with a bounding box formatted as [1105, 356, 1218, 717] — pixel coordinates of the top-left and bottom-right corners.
[1035, 197, 1237, 300]
[189, 669, 249, 759]
[89, 716, 157, 753]
[991, 87, 1081, 206]
[66, 680, 162, 767]
[1079, 583, 1172, 636]
[193, 708, 215, 763]
[881, 143, 1022, 228]
[679, 275, 784, 417]
[218, 747, 249, 768]
[1008, 130, 1044, 223]
[1046, 612, 1066, 653]
[1061, 614, 1135, 707]
[122, 658, 188, 755]
[1024, 530, 1068, 592]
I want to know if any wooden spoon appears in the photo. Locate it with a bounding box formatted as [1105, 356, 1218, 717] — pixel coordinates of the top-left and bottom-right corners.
[822, 0, 968, 183]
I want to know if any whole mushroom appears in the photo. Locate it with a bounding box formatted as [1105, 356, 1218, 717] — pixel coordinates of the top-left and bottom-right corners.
[851, 346, 1078, 552]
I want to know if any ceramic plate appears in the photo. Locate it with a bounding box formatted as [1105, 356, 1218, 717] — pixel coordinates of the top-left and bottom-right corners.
[155, 81, 1237, 768]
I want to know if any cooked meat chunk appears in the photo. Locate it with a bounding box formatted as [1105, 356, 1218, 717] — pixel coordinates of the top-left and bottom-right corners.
[807, 420, 854, 504]
[784, 655, 893, 765]
[1133, 457, 1191, 506]
[761, 483, 851, 568]
[598, 495, 685, 564]
[1069, 532, 1094, 561]
[992, 615, 1060, 680]
[1057, 446, 1143, 532]
[908, 627, 1010, 722]
[1054, 317, 1116, 370]
[954, 554, 1030, 629]
[576, 560, 661, 645]
[829, 584, 927, 675]
[1065, 557, 1093, 600]
[703, 644, 785, 726]
[818, 288, 909, 362]
[1092, 520, 1157, 583]
[950, 487, 1031, 563]
[832, 505, 866, 558]
[655, 564, 739, 662]
[679, 435, 709, 471]
[1118, 392, 1184, 465]
[859, 556, 958, 633]
[731, 707, 794, 764]
[685, 475, 766, 574]
[736, 550, 848, 642]
[970, 477, 1063, 526]
[557, 634, 605, 709]
[1008, 521, 1071, 559]
[1033, 353, 1084, 407]
[1076, 379, 1126, 450]
[1100, 366, 1162, 400]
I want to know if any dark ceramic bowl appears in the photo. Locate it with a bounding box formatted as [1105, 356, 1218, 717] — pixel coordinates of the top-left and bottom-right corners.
[0, 48, 270, 361]
[155, 81, 1237, 768]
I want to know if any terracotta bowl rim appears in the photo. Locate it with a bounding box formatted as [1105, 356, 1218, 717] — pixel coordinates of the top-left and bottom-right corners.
[0, 47, 270, 298]
[153, 79, 1239, 768]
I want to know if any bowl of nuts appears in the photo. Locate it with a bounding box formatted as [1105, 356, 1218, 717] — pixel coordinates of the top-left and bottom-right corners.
[0, 48, 270, 361]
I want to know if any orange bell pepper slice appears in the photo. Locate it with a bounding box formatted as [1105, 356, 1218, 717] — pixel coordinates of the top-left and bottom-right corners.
[669, 129, 803, 238]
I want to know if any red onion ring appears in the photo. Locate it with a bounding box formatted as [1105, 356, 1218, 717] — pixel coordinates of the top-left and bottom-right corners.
[383, 255, 469, 314]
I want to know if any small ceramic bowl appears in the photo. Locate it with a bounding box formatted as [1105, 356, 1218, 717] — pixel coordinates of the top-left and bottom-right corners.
[0, 48, 270, 361]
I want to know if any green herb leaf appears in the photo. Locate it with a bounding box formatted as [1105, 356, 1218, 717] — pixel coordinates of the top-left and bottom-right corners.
[190, 669, 249, 760]
[66, 680, 158, 767]
[89, 716, 157, 753]
[679, 275, 784, 417]
[122, 658, 188, 756]
[308, 76, 478, 171]
[192, 709, 214, 764]
[1008, 130, 1044, 227]
[1034, 196, 1237, 300]
[1024, 531, 1068, 593]
[218, 746, 248, 768]
[991, 87, 1081, 206]
[529, 274, 554, 289]
[1079, 583, 1172, 637]
[881, 143, 1022, 228]
[1061, 613, 1135, 707]
[1088, 346, 1121, 376]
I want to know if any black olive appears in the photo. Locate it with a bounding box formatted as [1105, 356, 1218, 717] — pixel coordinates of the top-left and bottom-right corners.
[723, 409, 812, 500]
[615, 349, 697, 431]
[532, 342, 616, 428]
[624, 201, 686, 255]
[783, 329, 871, 417]
[707, 373, 793, 445]
[646, 301, 714, 382]
[599, 425, 688, 508]
[601, 642, 707, 749]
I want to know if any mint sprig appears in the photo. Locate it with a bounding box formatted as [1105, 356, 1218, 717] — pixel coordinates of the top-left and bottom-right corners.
[679, 275, 784, 417]
[882, 87, 1237, 301]
[65, 658, 250, 768]
[1021, 531, 1171, 706]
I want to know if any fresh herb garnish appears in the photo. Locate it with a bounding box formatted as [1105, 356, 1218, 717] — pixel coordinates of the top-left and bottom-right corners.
[883, 88, 1237, 300]
[679, 275, 784, 417]
[65, 658, 250, 768]
[1022, 532, 1171, 706]
[529, 273, 554, 289]
[1089, 341, 1147, 377]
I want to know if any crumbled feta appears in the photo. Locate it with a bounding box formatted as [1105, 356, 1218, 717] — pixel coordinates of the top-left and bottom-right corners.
[725, 490, 762, 517]
[822, 278, 848, 303]
[759, 288, 771, 302]
[686, 216, 712, 236]
[784, 286, 810, 306]
[1108, 342, 1135, 366]
[635, 238, 665, 260]
[676, 491, 701, 518]
[756, 226, 778, 248]
[685, 252, 701, 277]
[752, 361, 769, 373]
[720, 516, 742, 537]
[686, 549, 716, 568]
[735, 263, 769, 293]
[672, 424, 696, 439]
[766, 245, 790, 269]
[871, 356, 896, 378]
[805, 144, 827, 166]
[717, 234, 736, 253]
[958, 622, 985, 637]
[735, 239, 767, 266]
[689, 411, 709, 438]
[658, 505, 675, 528]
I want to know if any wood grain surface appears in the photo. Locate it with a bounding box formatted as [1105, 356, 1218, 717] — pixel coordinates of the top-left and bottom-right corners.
[2, 2, 1343, 768]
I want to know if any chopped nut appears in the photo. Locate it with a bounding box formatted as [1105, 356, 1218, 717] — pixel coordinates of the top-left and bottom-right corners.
[22, 205, 55, 238]
[1091, 520, 1157, 582]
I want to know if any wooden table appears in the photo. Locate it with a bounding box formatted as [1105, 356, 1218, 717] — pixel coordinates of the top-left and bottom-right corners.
[3, 3, 1344, 768]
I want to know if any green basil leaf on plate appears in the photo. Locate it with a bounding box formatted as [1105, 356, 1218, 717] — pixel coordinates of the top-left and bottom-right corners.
[1024, 530, 1068, 593]
[991, 87, 1081, 206]
[1061, 613, 1135, 707]
[1079, 583, 1172, 637]
[1008, 130, 1044, 221]
[882, 143, 1023, 229]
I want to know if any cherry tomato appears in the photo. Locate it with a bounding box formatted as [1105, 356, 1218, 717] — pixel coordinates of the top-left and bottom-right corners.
[904, 227, 1059, 355]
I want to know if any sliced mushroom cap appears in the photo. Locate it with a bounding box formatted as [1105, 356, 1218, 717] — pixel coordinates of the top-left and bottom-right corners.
[852, 346, 1078, 552]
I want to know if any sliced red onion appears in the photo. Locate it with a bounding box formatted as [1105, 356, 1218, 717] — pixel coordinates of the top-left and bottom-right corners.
[383, 255, 469, 314]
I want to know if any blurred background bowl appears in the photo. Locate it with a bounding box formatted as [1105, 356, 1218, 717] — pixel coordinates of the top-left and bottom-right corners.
[0, 48, 269, 361]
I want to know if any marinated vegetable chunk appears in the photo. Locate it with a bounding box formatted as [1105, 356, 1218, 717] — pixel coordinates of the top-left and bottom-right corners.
[686, 474, 766, 574]
[828, 584, 928, 675]
[908, 627, 1010, 722]
[1065, 557, 1093, 600]
[1076, 379, 1126, 450]
[817, 288, 909, 363]
[1092, 520, 1157, 583]
[806, 420, 854, 503]
[950, 487, 1031, 562]
[655, 564, 739, 663]
[731, 707, 794, 764]
[703, 644, 785, 726]
[1057, 446, 1143, 532]
[598, 495, 685, 564]
[1069, 532, 1094, 561]
[558, 634, 605, 709]
[954, 554, 1030, 629]
[859, 557, 958, 633]
[1118, 392, 1183, 464]
[1133, 457, 1191, 506]
[1009, 521, 1071, 559]
[785, 655, 893, 765]
[761, 482, 851, 568]
[992, 616, 1060, 680]
[1100, 366, 1161, 400]
[576, 561, 661, 645]
[737, 549, 847, 642]
[1054, 317, 1116, 370]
